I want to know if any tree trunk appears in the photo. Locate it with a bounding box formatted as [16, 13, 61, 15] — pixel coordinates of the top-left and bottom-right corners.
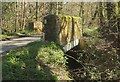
[22, 2, 26, 31]
[99, 2, 104, 32]
[14, 2, 18, 32]
[79, 2, 84, 34]
[116, 1, 120, 38]
[36, 2, 38, 21]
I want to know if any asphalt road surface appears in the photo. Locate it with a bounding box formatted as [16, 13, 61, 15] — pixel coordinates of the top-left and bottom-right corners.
[0, 34, 44, 54]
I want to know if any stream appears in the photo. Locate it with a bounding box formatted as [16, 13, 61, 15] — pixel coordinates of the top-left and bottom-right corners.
[65, 45, 89, 81]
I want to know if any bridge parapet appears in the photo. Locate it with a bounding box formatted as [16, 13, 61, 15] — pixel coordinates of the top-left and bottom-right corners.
[34, 21, 43, 34]
[43, 14, 82, 52]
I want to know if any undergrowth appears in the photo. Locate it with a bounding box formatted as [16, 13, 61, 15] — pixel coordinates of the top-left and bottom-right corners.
[67, 27, 120, 81]
[2, 41, 68, 80]
[81, 27, 120, 81]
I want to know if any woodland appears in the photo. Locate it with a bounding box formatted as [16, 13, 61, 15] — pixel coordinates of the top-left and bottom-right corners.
[1, 2, 120, 81]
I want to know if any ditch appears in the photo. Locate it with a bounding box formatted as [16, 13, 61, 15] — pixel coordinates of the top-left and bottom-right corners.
[65, 45, 87, 81]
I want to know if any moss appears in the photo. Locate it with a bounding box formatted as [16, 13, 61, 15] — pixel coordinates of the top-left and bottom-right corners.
[44, 14, 82, 46]
[34, 21, 43, 34]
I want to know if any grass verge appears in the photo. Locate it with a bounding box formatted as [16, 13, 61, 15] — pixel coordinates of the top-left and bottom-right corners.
[2, 41, 70, 80]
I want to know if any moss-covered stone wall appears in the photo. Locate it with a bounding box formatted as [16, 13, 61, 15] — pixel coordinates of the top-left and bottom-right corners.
[34, 21, 43, 34]
[43, 14, 82, 46]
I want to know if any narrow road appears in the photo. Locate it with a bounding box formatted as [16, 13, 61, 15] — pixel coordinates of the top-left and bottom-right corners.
[0, 34, 44, 54]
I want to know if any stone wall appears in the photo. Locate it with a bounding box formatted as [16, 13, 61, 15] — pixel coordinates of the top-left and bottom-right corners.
[34, 21, 43, 34]
[43, 14, 82, 46]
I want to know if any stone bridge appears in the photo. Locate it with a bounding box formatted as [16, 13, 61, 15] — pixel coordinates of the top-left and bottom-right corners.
[43, 14, 83, 52]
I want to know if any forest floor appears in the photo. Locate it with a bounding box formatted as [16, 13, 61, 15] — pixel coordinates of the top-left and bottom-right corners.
[66, 27, 119, 81]
[88, 35, 119, 73]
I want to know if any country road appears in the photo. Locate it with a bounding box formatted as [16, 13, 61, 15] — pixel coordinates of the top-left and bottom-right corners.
[0, 34, 44, 54]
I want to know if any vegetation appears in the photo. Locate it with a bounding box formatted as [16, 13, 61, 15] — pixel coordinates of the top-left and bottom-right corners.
[67, 27, 120, 81]
[2, 41, 70, 80]
[1, 1, 120, 81]
[2, 2, 63, 35]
